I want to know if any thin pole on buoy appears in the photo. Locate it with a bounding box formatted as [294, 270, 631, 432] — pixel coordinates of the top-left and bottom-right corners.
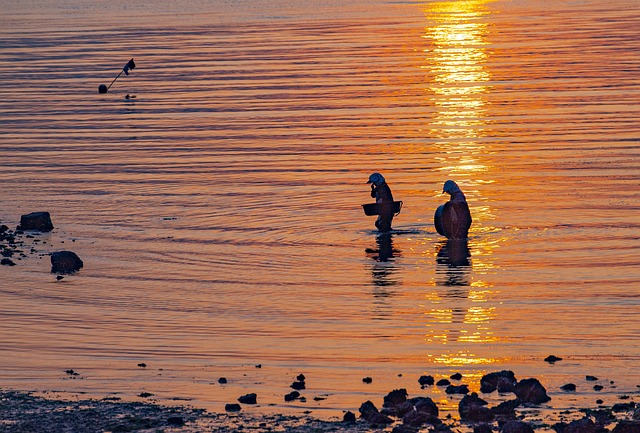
[98, 58, 136, 94]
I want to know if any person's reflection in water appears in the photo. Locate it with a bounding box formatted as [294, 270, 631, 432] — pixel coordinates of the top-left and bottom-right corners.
[366, 233, 402, 317]
[436, 239, 471, 286]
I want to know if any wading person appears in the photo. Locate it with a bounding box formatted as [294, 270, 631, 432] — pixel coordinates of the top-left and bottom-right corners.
[367, 172, 395, 232]
[435, 179, 472, 240]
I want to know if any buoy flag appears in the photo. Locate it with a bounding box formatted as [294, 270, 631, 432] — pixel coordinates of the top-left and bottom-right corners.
[123, 58, 136, 75]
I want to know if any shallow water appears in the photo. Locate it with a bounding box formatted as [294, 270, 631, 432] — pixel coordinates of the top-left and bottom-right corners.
[1, 0, 639, 425]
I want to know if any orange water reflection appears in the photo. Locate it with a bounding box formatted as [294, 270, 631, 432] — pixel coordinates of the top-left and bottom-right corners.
[420, 0, 502, 366]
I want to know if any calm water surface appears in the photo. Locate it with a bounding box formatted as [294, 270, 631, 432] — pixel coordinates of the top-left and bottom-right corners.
[1, 0, 639, 425]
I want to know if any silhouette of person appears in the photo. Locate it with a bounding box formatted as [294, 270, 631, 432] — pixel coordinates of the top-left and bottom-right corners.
[367, 173, 395, 232]
[435, 180, 472, 240]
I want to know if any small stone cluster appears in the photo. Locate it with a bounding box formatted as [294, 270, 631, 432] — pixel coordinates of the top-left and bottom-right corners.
[0, 212, 83, 275]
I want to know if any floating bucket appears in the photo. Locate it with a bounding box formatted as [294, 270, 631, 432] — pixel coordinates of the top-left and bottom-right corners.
[362, 201, 403, 216]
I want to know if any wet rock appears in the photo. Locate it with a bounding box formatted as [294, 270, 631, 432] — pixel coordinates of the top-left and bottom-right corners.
[343, 411, 356, 423]
[383, 388, 408, 408]
[419, 375, 435, 387]
[552, 417, 598, 433]
[514, 378, 551, 404]
[544, 355, 563, 363]
[238, 393, 257, 404]
[290, 380, 305, 390]
[410, 396, 439, 417]
[450, 372, 463, 380]
[225, 403, 241, 412]
[611, 420, 640, 433]
[284, 391, 300, 402]
[359, 400, 393, 424]
[491, 399, 520, 422]
[480, 371, 517, 394]
[459, 393, 493, 423]
[167, 416, 184, 426]
[446, 384, 469, 395]
[613, 402, 636, 412]
[474, 425, 494, 433]
[17, 211, 54, 232]
[393, 401, 416, 418]
[501, 420, 535, 433]
[402, 408, 440, 428]
[1, 258, 16, 266]
[437, 378, 451, 386]
[50, 251, 83, 274]
[561, 383, 577, 392]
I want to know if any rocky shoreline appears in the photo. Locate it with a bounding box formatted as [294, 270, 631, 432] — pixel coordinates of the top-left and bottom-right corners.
[2, 367, 639, 433]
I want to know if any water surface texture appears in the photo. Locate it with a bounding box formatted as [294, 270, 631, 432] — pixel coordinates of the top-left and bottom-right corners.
[1, 0, 639, 421]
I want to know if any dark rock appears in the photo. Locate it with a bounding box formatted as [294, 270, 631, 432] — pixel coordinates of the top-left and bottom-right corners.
[419, 375, 435, 387]
[225, 403, 241, 412]
[433, 424, 454, 432]
[343, 411, 356, 423]
[410, 396, 439, 417]
[394, 401, 416, 418]
[50, 251, 83, 274]
[363, 377, 373, 384]
[284, 391, 300, 402]
[359, 400, 393, 425]
[1, 258, 16, 266]
[238, 393, 257, 404]
[594, 385, 604, 391]
[290, 380, 305, 390]
[402, 409, 440, 428]
[491, 399, 520, 421]
[544, 355, 563, 363]
[137, 363, 147, 368]
[138, 392, 153, 398]
[613, 402, 636, 412]
[296, 373, 306, 382]
[391, 426, 416, 433]
[561, 383, 577, 392]
[166, 416, 184, 426]
[611, 420, 640, 433]
[553, 417, 598, 433]
[450, 373, 463, 380]
[586, 375, 599, 381]
[436, 378, 451, 386]
[218, 377, 227, 384]
[514, 378, 551, 404]
[446, 384, 469, 395]
[634, 408, 640, 420]
[383, 389, 408, 408]
[480, 371, 517, 394]
[17, 212, 54, 232]
[474, 425, 494, 433]
[459, 393, 493, 423]
[501, 420, 535, 433]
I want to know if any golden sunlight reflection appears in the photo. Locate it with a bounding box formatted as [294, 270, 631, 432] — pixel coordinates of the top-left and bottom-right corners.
[419, 0, 502, 366]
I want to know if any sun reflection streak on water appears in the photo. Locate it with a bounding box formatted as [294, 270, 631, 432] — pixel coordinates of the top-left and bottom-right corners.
[416, 0, 504, 366]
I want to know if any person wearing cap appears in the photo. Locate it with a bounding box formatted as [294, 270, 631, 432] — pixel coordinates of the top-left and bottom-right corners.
[367, 172, 395, 232]
[437, 180, 472, 239]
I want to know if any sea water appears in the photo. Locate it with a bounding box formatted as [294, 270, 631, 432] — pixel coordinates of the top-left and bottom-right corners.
[1, 0, 639, 425]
